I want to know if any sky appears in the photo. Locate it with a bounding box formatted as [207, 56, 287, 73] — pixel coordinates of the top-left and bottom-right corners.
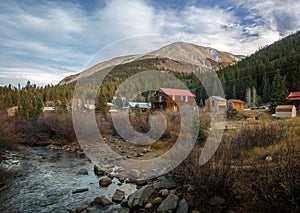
[1, 0, 300, 86]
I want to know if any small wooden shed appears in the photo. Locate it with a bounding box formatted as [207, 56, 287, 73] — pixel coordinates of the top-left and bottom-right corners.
[275, 105, 296, 118]
[228, 99, 245, 111]
[205, 96, 227, 113]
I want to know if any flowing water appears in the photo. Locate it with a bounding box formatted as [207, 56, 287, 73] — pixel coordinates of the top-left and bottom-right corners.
[0, 147, 136, 212]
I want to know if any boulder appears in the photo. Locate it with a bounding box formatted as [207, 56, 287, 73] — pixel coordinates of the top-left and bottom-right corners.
[93, 196, 113, 207]
[128, 169, 141, 178]
[154, 179, 177, 189]
[157, 193, 179, 212]
[94, 165, 106, 175]
[144, 202, 153, 209]
[99, 176, 112, 187]
[176, 199, 188, 213]
[152, 197, 163, 205]
[112, 189, 125, 203]
[76, 168, 88, 176]
[159, 189, 169, 196]
[128, 184, 155, 208]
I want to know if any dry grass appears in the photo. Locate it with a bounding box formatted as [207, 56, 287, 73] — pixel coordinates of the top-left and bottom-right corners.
[172, 118, 300, 212]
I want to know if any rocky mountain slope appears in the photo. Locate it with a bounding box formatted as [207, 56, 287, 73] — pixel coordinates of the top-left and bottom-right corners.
[59, 42, 244, 85]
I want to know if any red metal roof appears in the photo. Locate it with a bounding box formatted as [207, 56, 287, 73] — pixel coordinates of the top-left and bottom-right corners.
[229, 99, 244, 104]
[288, 92, 300, 101]
[160, 88, 195, 97]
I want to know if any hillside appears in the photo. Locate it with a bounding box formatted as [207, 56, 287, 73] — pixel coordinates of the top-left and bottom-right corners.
[218, 31, 300, 104]
[59, 42, 243, 85]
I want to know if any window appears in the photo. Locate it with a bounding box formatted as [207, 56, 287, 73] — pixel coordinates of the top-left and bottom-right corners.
[172, 95, 175, 100]
[185, 96, 188, 102]
[180, 96, 183, 101]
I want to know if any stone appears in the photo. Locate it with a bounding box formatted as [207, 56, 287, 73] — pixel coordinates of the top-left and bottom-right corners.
[176, 199, 189, 213]
[93, 196, 113, 207]
[136, 153, 144, 157]
[94, 165, 106, 175]
[138, 209, 147, 213]
[157, 193, 179, 212]
[128, 184, 155, 208]
[128, 169, 141, 178]
[76, 206, 87, 213]
[154, 179, 177, 189]
[135, 179, 147, 186]
[76, 168, 88, 176]
[208, 196, 225, 206]
[99, 176, 112, 187]
[152, 197, 163, 205]
[144, 202, 153, 209]
[72, 188, 89, 194]
[159, 189, 170, 196]
[112, 189, 125, 203]
[265, 156, 272, 162]
[120, 199, 128, 207]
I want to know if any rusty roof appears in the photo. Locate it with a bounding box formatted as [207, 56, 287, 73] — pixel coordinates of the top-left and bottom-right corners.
[160, 88, 195, 97]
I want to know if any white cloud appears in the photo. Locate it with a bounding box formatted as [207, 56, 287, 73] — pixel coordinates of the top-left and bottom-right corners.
[0, 0, 300, 86]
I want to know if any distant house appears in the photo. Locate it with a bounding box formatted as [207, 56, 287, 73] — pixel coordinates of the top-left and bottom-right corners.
[107, 102, 118, 113]
[42, 106, 56, 113]
[275, 105, 296, 118]
[205, 96, 227, 113]
[287, 92, 300, 110]
[228, 99, 245, 111]
[151, 88, 196, 111]
[84, 104, 95, 113]
[128, 102, 151, 112]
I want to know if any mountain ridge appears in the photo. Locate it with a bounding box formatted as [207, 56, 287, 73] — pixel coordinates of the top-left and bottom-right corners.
[59, 42, 244, 85]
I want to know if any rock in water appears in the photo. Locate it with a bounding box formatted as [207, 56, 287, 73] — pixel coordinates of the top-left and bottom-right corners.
[72, 188, 89, 194]
[93, 196, 113, 207]
[94, 165, 106, 175]
[76, 168, 88, 175]
[157, 193, 179, 212]
[112, 189, 125, 203]
[154, 179, 177, 189]
[99, 176, 112, 187]
[176, 198, 188, 213]
[128, 184, 155, 208]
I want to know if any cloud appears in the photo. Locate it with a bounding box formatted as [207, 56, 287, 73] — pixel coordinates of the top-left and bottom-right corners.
[0, 0, 300, 86]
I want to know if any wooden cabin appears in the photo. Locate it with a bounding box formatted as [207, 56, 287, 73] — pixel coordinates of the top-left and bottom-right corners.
[288, 92, 300, 111]
[275, 105, 296, 118]
[128, 102, 151, 112]
[228, 99, 244, 111]
[151, 88, 195, 111]
[205, 96, 227, 113]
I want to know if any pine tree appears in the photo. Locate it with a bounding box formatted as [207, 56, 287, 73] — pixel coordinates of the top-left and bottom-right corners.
[95, 87, 107, 116]
[269, 71, 288, 113]
[262, 78, 271, 103]
[287, 49, 300, 91]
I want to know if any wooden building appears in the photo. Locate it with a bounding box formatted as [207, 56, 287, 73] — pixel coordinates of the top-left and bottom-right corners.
[205, 96, 227, 113]
[151, 88, 196, 111]
[128, 102, 151, 112]
[228, 99, 245, 111]
[275, 105, 296, 118]
[288, 92, 300, 111]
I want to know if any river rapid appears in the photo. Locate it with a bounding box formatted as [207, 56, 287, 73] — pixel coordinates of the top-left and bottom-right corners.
[0, 147, 136, 212]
